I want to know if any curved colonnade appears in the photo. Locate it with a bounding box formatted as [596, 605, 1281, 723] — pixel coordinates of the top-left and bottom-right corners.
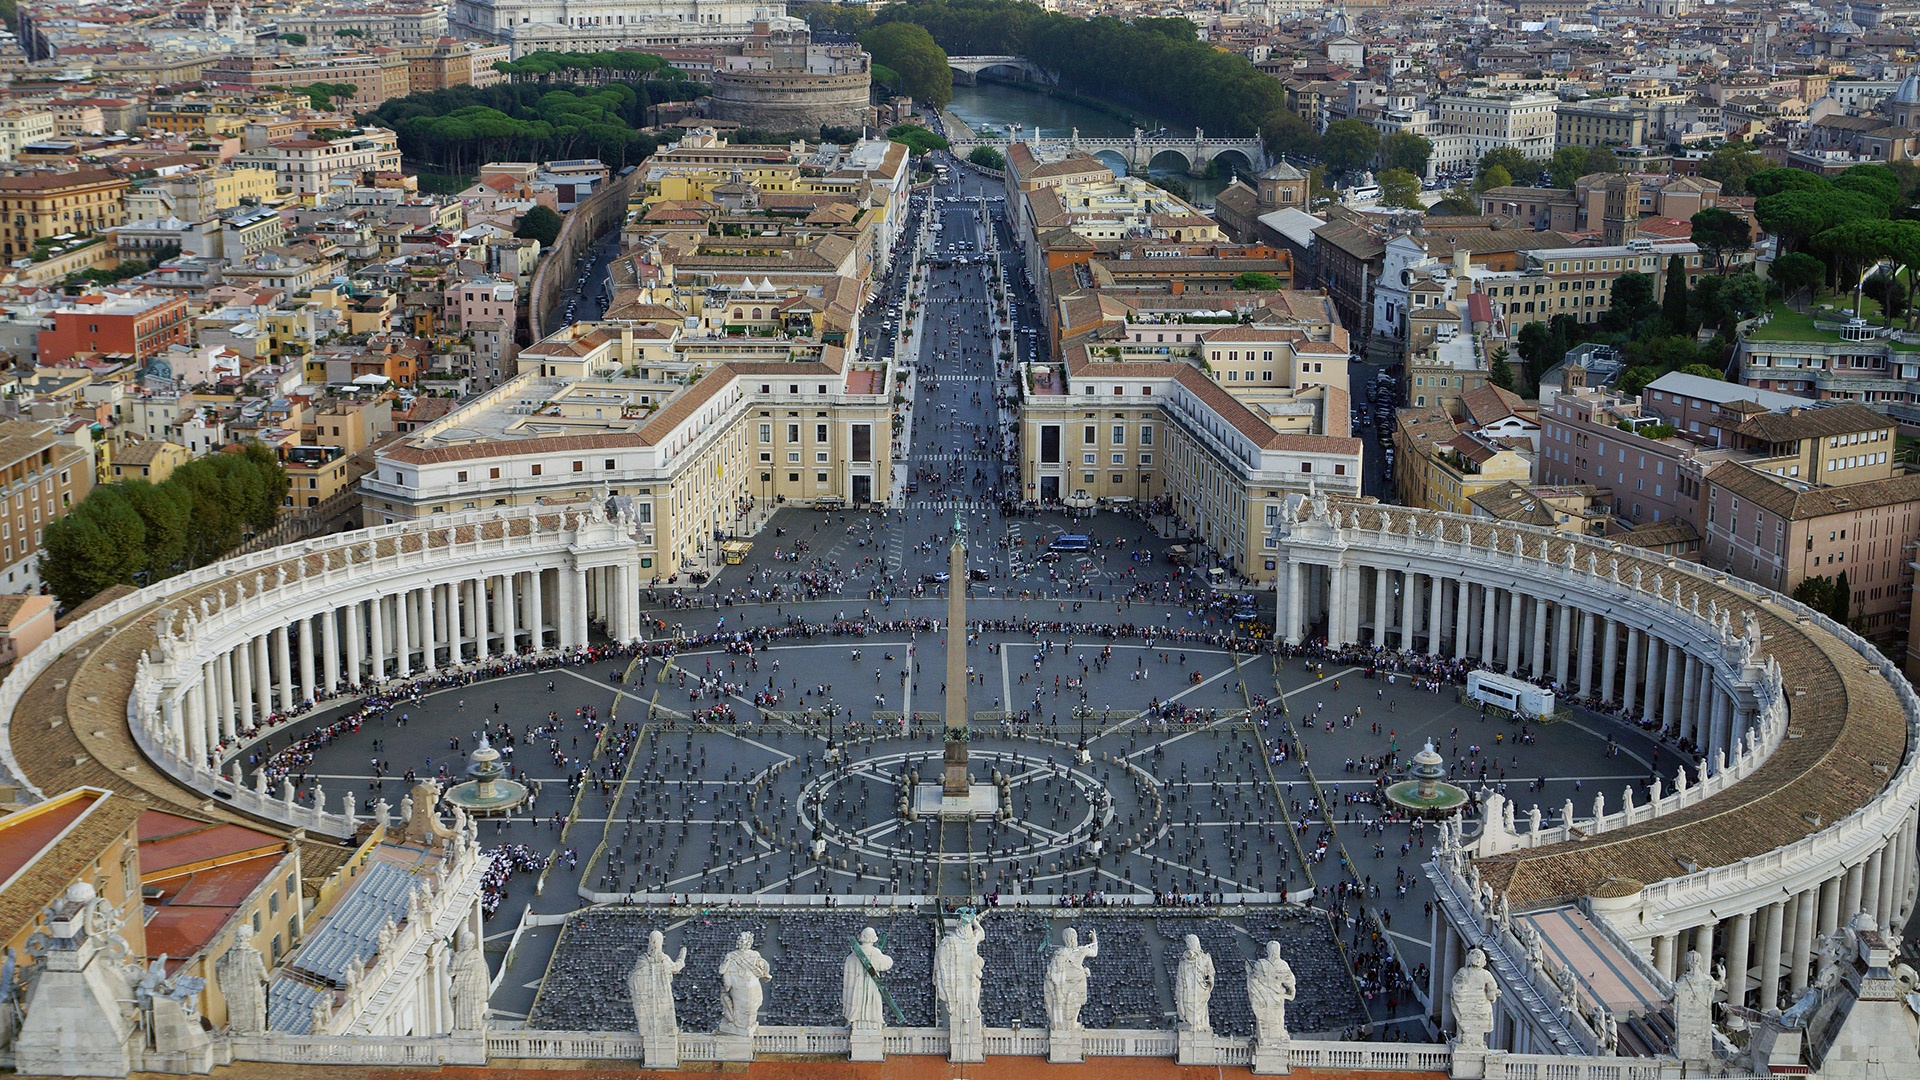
[0, 498, 1915, 1057]
[1272, 496, 1920, 1041]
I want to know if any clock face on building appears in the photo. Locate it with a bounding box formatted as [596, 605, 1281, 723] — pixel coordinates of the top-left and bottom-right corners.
[1401, 269, 1413, 287]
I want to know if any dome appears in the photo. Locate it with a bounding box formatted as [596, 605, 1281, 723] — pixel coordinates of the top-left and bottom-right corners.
[1894, 72, 1920, 105]
[1261, 159, 1305, 182]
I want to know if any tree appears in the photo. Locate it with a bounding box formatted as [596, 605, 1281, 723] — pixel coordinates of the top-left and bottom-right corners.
[1699, 144, 1766, 196]
[1263, 110, 1319, 160]
[860, 22, 953, 108]
[1793, 573, 1852, 624]
[1319, 119, 1380, 179]
[1473, 165, 1512, 194]
[1662, 254, 1691, 333]
[1487, 345, 1515, 390]
[1478, 147, 1530, 183]
[514, 204, 562, 247]
[1770, 251, 1825, 301]
[1547, 146, 1592, 190]
[1431, 179, 1480, 215]
[1380, 131, 1432, 177]
[885, 123, 949, 156]
[1679, 362, 1724, 381]
[280, 32, 307, 45]
[40, 488, 144, 607]
[1378, 168, 1422, 209]
[967, 145, 1005, 170]
[1746, 168, 1831, 199]
[120, 479, 190, 581]
[1609, 271, 1658, 326]
[1231, 271, 1283, 291]
[1865, 268, 1909, 325]
[1690, 208, 1751, 270]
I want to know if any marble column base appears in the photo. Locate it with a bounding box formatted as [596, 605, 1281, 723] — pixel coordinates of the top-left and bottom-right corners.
[1251, 1037, 1291, 1075]
[849, 1026, 885, 1062]
[642, 1032, 680, 1069]
[948, 1020, 984, 1063]
[1048, 1028, 1084, 1063]
[712, 1033, 755, 1061]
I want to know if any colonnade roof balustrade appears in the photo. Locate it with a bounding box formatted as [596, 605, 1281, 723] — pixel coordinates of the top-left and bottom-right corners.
[0, 500, 1914, 925]
[0, 508, 598, 895]
[1288, 500, 1914, 909]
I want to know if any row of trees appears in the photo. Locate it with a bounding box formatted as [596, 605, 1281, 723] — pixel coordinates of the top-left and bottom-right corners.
[42, 445, 287, 608]
[802, 0, 1288, 141]
[491, 50, 684, 82]
[366, 80, 700, 174]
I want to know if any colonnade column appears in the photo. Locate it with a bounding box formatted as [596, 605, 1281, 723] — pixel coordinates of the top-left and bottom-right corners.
[1505, 592, 1523, 674]
[1600, 618, 1619, 705]
[1662, 644, 1683, 733]
[529, 569, 547, 651]
[572, 568, 590, 647]
[1477, 585, 1496, 663]
[347, 600, 365, 686]
[1425, 574, 1443, 657]
[1622, 628, 1642, 716]
[1399, 571, 1417, 649]
[1709, 691, 1731, 770]
[1577, 610, 1596, 699]
[1844, 862, 1866, 922]
[397, 591, 416, 678]
[1530, 596, 1548, 675]
[214, 651, 235, 742]
[1819, 876, 1843, 939]
[1758, 901, 1786, 1012]
[1554, 603, 1572, 687]
[321, 608, 340, 696]
[1372, 567, 1389, 647]
[1679, 656, 1699, 745]
[232, 641, 254, 732]
[1640, 634, 1662, 724]
[273, 626, 294, 714]
[1454, 579, 1471, 660]
[298, 617, 316, 707]
[184, 683, 207, 765]
[1724, 911, 1752, 1009]
[369, 596, 387, 681]
[1790, 888, 1817, 995]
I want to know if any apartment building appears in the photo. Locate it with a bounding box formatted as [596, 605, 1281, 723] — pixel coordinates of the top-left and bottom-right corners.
[1393, 406, 1535, 516]
[204, 52, 411, 108]
[40, 291, 192, 365]
[360, 325, 894, 576]
[0, 107, 56, 161]
[1734, 314, 1920, 427]
[0, 417, 95, 592]
[1554, 102, 1649, 150]
[1021, 344, 1361, 582]
[235, 128, 404, 196]
[1704, 461, 1920, 641]
[0, 169, 129, 260]
[1430, 91, 1559, 162]
[401, 38, 512, 94]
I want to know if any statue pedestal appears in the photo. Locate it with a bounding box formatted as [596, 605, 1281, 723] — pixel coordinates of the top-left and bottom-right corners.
[1251, 1037, 1291, 1075]
[1448, 1038, 1488, 1079]
[1176, 1028, 1219, 1066]
[1048, 1028, 1085, 1063]
[849, 1025, 885, 1062]
[947, 1019, 984, 1063]
[713, 1033, 755, 1062]
[642, 1033, 681, 1069]
[915, 782, 1000, 819]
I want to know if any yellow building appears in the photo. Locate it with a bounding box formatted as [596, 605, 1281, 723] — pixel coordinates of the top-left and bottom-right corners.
[0, 168, 129, 261]
[1393, 407, 1535, 515]
[108, 438, 191, 483]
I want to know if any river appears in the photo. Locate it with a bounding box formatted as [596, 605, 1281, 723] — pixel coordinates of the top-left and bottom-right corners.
[944, 80, 1240, 207]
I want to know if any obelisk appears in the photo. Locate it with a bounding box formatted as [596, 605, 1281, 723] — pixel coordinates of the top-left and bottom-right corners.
[943, 511, 970, 796]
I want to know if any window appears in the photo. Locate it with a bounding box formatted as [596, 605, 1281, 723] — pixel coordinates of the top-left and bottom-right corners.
[1140, 425, 1154, 446]
[815, 423, 828, 443]
[787, 451, 800, 463]
[787, 423, 800, 442]
[457, 470, 467, 483]
[489, 467, 500, 479]
[1301, 462, 1313, 473]
[530, 464, 542, 476]
[572, 460, 584, 472]
[1084, 425, 1096, 444]
[1112, 425, 1125, 445]
[760, 423, 772, 443]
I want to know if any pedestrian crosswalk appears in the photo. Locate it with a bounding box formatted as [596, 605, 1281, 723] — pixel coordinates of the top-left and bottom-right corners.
[904, 499, 995, 512]
[916, 453, 992, 462]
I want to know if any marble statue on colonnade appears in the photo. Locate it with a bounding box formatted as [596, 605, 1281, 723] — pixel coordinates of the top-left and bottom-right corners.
[629, 930, 686, 1067]
[1450, 947, 1500, 1053]
[843, 926, 892, 1061]
[1247, 941, 1296, 1074]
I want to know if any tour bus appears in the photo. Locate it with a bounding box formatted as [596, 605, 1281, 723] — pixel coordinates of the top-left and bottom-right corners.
[1049, 534, 1092, 553]
[1465, 669, 1554, 719]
